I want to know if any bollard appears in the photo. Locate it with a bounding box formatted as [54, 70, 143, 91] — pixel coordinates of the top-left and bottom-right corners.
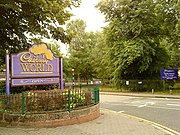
[170, 90, 172, 95]
[152, 89, 154, 94]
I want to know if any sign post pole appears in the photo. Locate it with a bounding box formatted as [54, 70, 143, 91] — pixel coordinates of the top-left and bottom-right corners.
[60, 57, 64, 90]
[6, 50, 10, 94]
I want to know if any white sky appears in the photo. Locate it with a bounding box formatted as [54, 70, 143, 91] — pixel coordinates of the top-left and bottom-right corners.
[59, 0, 107, 55]
[70, 0, 106, 32]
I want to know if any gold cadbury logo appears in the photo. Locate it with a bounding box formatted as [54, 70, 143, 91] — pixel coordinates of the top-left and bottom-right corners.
[19, 43, 54, 73]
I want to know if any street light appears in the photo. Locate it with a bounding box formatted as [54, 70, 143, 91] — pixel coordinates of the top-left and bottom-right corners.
[72, 68, 75, 90]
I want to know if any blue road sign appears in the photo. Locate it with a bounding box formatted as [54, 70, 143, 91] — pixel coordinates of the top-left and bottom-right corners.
[160, 69, 178, 80]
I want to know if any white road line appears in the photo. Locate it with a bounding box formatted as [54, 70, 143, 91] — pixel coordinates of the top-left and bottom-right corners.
[137, 102, 155, 108]
[101, 102, 180, 110]
[147, 105, 180, 111]
[146, 102, 155, 105]
[138, 104, 147, 108]
[167, 104, 180, 107]
[118, 111, 125, 113]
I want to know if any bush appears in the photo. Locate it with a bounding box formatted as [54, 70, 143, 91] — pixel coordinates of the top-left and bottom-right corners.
[0, 81, 5, 93]
[0, 89, 93, 113]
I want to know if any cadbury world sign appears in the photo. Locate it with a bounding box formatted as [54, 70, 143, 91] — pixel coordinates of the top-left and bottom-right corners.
[6, 43, 63, 94]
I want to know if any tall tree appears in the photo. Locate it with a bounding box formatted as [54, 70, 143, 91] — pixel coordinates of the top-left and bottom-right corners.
[97, 0, 179, 83]
[0, 0, 81, 67]
[66, 19, 95, 81]
[90, 32, 112, 79]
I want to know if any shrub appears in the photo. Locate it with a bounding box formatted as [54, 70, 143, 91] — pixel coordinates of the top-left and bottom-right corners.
[0, 89, 93, 113]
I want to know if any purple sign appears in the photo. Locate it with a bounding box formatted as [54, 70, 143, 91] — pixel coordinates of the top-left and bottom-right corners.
[12, 78, 60, 86]
[160, 69, 178, 80]
[11, 43, 59, 78]
[11, 43, 61, 86]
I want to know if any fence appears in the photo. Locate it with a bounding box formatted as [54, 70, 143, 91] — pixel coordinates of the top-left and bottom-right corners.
[100, 79, 180, 93]
[0, 86, 99, 114]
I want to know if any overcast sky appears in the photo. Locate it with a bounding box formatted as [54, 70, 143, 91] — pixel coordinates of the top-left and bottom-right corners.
[70, 0, 106, 32]
[44, 1, 106, 54]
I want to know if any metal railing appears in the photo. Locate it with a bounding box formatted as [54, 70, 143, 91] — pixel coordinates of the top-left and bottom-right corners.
[0, 86, 99, 114]
[100, 79, 180, 92]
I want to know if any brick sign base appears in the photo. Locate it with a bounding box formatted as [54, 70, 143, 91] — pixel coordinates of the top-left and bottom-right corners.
[0, 104, 100, 128]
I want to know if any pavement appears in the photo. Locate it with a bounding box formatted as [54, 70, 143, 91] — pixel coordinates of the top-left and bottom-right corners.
[0, 93, 180, 135]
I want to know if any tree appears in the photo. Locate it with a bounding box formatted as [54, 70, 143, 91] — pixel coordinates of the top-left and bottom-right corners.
[97, 0, 179, 83]
[0, 0, 81, 67]
[66, 19, 96, 82]
[90, 32, 112, 80]
[46, 42, 63, 58]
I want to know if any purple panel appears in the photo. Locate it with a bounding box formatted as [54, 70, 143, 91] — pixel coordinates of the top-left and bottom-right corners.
[11, 52, 59, 78]
[12, 78, 60, 86]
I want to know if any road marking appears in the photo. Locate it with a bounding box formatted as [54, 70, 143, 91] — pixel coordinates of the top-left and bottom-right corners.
[131, 101, 141, 103]
[147, 105, 180, 111]
[138, 102, 155, 108]
[117, 111, 125, 113]
[101, 108, 180, 135]
[138, 104, 147, 108]
[146, 102, 155, 105]
[101, 102, 180, 110]
[123, 114, 180, 135]
[167, 104, 180, 107]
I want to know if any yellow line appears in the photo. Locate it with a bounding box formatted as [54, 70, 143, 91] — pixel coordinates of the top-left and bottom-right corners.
[101, 108, 180, 135]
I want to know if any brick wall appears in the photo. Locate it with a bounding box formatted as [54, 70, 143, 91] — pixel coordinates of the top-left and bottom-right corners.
[0, 104, 100, 128]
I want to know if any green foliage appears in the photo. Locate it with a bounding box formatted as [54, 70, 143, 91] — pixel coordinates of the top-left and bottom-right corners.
[118, 80, 165, 92]
[0, 0, 81, 66]
[104, 80, 175, 92]
[90, 32, 113, 79]
[0, 89, 95, 113]
[69, 90, 92, 108]
[46, 42, 63, 58]
[97, 0, 179, 86]
[66, 19, 96, 80]
[0, 81, 6, 92]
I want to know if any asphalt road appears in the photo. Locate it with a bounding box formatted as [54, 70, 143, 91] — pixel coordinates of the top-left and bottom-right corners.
[100, 94, 180, 133]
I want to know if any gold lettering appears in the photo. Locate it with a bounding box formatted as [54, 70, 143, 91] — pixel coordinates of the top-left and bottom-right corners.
[20, 52, 31, 63]
[42, 63, 45, 71]
[37, 63, 42, 72]
[20, 63, 54, 72]
[20, 52, 55, 74]
[29, 64, 36, 72]
[20, 52, 48, 63]
[47, 64, 53, 72]
[21, 63, 29, 71]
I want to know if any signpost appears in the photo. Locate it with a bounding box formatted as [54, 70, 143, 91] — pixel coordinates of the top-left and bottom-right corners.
[6, 50, 10, 94]
[160, 69, 178, 80]
[160, 69, 178, 93]
[6, 43, 64, 94]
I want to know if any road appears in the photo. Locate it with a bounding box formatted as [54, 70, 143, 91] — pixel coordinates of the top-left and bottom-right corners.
[100, 94, 180, 133]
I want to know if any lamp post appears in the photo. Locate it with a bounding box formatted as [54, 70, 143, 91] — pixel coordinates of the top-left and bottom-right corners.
[72, 68, 75, 90]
